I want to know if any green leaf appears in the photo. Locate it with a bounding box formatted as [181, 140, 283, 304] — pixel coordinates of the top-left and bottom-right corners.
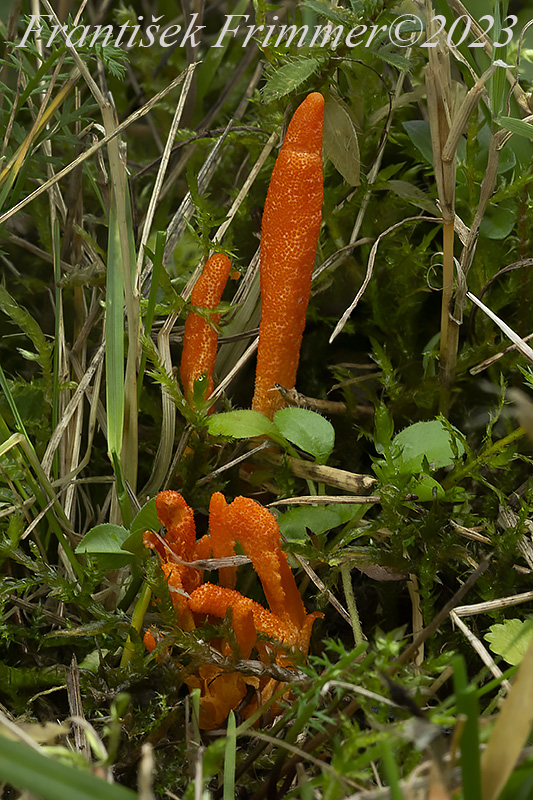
[323, 93, 360, 186]
[386, 180, 439, 214]
[480, 201, 516, 239]
[498, 116, 533, 140]
[121, 498, 158, 559]
[407, 475, 445, 502]
[374, 401, 394, 452]
[0, 734, 135, 800]
[301, 0, 348, 25]
[402, 120, 434, 164]
[105, 200, 125, 459]
[373, 46, 410, 72]
[130, 498, 159, 538]
[273, 407, 334, 462]
[278, 504, 355, 542]
[402, 120, 466, 163]
[75, 523, 134, 569]
[485, 618, 533, 666]
[262, 59, 319, 102]
[393, 419, 465, 473]
[0, 285, 53, 397]
[207, 409, 281, 441]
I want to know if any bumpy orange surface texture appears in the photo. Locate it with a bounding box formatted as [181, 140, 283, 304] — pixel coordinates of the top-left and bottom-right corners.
[143, 490, 321, 729]
[179, 252, 231, 408]
[252, 92, 324, 419]
[143, 490, 201, 630]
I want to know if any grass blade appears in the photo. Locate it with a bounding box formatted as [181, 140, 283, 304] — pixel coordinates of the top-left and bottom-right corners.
[0, 734, 135, 800]
[105, 199, 125, 462]
[453, 655, 481, 800]
[223, 711, 237, 800]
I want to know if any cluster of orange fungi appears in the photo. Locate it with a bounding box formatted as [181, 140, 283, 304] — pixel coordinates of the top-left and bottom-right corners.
[153, 94, 326, 727]
[143, 490, 322, 729]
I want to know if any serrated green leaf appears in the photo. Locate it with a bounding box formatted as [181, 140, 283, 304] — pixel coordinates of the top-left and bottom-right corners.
[323, 94, 360, 186]
[207, 409, 281, 441]
[485, 618, 533, 666]
[393, 419, 465, 473]
[262, 59, 319, 102]
[374, 401, 394, 452]
[301, 0, 348, 25]
[273, 407, 334, 462]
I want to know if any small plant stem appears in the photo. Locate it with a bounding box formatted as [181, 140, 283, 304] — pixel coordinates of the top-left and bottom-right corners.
[110, 451, 133, 527]
[340, 563, 364, 646]
[439, 220, 458, 415]
[120, 581, 152, 668]
[306, 478, 316, 495]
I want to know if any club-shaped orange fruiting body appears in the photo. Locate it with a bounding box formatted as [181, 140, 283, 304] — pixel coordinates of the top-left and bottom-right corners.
[180, 252, 231, 408]
[252, 92, 324, 419]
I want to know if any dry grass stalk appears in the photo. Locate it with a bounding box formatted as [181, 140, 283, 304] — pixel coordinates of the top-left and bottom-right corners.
[261, 451, 378, 493]
[424, 3, 457, 412]
[481, 637, 533, 800]
[425, 0, 506, 412]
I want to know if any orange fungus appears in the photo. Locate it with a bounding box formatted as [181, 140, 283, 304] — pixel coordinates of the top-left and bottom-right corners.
[252, 93, 324, 419]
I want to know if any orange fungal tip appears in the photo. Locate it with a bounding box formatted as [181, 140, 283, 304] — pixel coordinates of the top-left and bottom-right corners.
[284, 92, 325, 154]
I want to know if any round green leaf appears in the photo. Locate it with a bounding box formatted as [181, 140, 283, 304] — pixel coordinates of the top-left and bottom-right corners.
[393, 419, 465, 473]
[278, 504, 354, 543]
[273, 407, 334, 462]
[480, 201, 516, 239]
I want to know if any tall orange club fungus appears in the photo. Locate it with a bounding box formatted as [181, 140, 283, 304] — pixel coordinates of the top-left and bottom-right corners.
[180, 252, 231, 408]
[252, 92, 324, 419]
